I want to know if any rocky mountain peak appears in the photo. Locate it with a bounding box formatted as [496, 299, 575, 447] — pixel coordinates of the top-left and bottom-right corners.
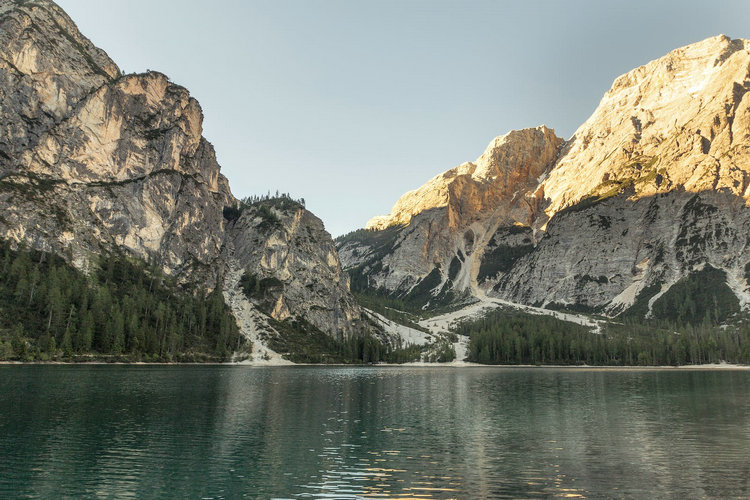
[0, 0, 120, 160]
[343, 35, 750, 321]
[540, 35, 750, 223]
[0, 0, 365, 347]
[473, 126, 562, 182]
[366, 125, 562, 231]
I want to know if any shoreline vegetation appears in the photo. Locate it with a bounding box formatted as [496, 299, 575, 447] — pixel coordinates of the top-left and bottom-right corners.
[3, 240, 750, 368]
[1, 360, 748, 369]
[0, 241, 247, 364]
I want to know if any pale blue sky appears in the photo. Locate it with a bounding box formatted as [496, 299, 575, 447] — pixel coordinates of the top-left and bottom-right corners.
[56, 0, 750, 236]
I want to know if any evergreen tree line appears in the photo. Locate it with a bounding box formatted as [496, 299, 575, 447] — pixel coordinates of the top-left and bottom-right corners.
[457, 309, 750, 366]
[0, 241, 245, 362]
[223, 192, 305, 223]
[240, 191, 305, 208]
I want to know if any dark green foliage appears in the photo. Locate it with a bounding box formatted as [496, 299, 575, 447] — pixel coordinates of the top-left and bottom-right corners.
[458, 307, 750, 366]
[254, 204, 282, 231]
[545, 301, 602, 315]
[426, 340, 456, 363]
[402, 267, 443, 306]
[448, 256, 462, 281]
[222, 192, 305, 225]
[387, 344, 425, 363]
[620, 282, 661, 320]
[266, 317, 422, 364]
[243, 193, 305, 211]
[406, 266, 468, 312]
[239, 271, 283, 313]
[477, 244, 533, 281]
[353, 292, 429, 333]
[459, 309, 593, 365]
[346, 262, 381, 295]
[336, 224, 403, 249]
[653, 243, 666, 264]
[0, 241, 244, 362]
[651, 266, 739, 325]
[603, 319, 750, 366]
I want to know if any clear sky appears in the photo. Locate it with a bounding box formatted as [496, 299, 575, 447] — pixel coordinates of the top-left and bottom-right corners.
[56, 0, 750, 237]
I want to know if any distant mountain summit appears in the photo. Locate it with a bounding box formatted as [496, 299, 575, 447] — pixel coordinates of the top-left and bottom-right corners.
[339, 35, 750, 321]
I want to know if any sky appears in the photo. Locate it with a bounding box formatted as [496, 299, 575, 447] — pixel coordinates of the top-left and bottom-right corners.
[56, 0, 750, 237]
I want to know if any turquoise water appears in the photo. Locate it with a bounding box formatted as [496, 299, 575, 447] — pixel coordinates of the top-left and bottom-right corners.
[1, 366, 749, 498]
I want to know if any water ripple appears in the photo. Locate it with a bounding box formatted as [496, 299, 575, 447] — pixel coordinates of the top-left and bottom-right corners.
[0, 366, 749, 498]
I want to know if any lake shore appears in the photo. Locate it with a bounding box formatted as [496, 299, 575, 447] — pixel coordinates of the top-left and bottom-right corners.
[1, 360, 749, 369]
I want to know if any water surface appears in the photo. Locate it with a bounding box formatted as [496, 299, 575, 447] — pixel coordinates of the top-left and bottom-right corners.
[1, 366, 749, 498]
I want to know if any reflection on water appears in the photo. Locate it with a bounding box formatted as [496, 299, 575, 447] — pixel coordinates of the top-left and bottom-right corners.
[1, 366, 749, 498]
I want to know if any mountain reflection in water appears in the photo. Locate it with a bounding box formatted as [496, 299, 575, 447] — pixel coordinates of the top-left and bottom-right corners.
[1, 365, 749, 498]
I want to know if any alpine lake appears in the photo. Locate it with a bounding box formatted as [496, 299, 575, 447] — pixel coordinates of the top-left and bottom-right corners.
[1, 365, 749, 498]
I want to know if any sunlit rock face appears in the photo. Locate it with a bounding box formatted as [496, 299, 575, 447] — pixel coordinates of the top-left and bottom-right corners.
[498, 35, 750, 313]
[0, 0, 362, 339]
[366, 127, 563, 232]
[0, 0, 120, 161]
[343, 35, 750, 316]
[337, 127, 562, 306]
[540, 35, 750, 221]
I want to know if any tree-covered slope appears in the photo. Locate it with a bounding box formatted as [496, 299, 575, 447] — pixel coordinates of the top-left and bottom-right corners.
[0, 241, 245, 362]
[456, 307, 750, 366]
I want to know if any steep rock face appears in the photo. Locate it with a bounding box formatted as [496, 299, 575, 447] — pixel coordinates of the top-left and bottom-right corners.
[1, 65, 232, 283]
[344, 35, 750, 317]
[491, 35, 750, 312]
[0, 0, 362, 339]
[367, 127, 563, 232]
[339, 126, 562, 304]
[227, 202, 363, 340]
[539, 35, 750, 222]
[495, 191, 750, 313]
[0, 0, 119, 162]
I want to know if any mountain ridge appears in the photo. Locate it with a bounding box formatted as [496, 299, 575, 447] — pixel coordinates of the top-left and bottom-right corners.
[2, 0, 749, 364]
[340, 34, 750, 321]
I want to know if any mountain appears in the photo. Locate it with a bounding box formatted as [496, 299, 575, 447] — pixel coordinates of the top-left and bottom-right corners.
[339, 35, 750, 324]
[0, 0, 367, 361]
[2, 1, 749, 365]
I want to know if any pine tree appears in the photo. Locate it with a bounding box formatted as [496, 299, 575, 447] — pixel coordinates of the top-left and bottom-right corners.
[61, 326, 73, 358]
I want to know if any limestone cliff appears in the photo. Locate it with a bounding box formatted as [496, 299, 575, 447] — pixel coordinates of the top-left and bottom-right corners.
[539, 35, 750, 221]
[226, 199, 364, 340]
[498, 35, 750, 314]
[338, 127, 562, 308]
[366, 127, 563, 232]
[0, 0, 362, 344]
[342, 35, 750, 318]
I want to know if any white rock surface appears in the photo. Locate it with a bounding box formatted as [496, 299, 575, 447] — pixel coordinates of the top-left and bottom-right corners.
[223, 265, 292, 365]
